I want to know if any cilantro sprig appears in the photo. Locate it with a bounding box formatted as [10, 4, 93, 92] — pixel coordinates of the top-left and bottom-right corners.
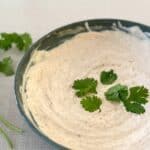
[0, 33, 32, 51]
[105, 85, 149, 114]
[123, 86, 149, 114]
[0, 32, 32, 76]
[100, 69, 117, 85]
[72, 78, 102, 112]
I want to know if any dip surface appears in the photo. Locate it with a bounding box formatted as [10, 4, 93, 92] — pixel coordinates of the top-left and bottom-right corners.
[21, 30, 150, 150]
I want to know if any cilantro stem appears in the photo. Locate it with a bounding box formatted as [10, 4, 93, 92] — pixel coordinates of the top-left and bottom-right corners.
[0, 127, 14, 150]
[0, 115, 23, 133]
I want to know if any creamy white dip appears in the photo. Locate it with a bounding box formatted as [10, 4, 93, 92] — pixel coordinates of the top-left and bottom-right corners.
[21, 29, 150, 150]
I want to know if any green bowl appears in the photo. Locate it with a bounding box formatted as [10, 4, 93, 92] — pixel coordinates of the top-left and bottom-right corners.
[14, 19, 150, 149]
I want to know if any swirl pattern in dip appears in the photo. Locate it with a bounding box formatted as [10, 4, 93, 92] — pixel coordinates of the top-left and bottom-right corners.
[21, 30, 150, 150]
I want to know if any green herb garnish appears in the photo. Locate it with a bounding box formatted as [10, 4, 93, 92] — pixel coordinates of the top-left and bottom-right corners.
[100, 69, 117, 85]
[128, 86, 149, 104]
[0, 33, 32, 51]
[80, 96, 102, 112]
[72, 78, 98, 97]
[105, 84, 128, 102]
[0, 32, 32, 76]
[72, 69, 149, 114]
[105, 85, 149, 114]
[123, 101, 145, 114]
[0, 57, 14, 76]
[122, 86, 149, 114]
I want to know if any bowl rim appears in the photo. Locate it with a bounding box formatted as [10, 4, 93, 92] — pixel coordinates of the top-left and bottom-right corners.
[14, 18, 150, 149]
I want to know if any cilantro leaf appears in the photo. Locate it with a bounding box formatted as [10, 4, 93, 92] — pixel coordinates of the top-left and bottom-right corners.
[128, 86, 149, 104]
[123, 101, 145, 114]
[72, 78, 98, 97]
[100, 69, 117, 85]
[11, 33, 24, 50]
[105, 84, 128, 102]
[0, 33, 32, 51]
[20, 33, 32, 51]
[0, 57, 14, 76]
[80, 96, 102, 112]
[0, 33, 12, 50]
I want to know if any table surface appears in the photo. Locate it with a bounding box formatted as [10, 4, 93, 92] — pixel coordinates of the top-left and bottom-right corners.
[0, 0, 150, 149]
